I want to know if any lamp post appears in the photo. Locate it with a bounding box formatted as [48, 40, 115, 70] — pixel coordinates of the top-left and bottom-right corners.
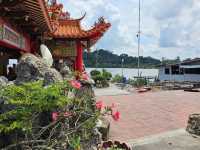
[121, 58, 124, 78]
[137, 0, 141, 77]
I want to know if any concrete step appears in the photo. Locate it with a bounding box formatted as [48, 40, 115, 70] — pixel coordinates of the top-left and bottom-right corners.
[128, 129, 200, 150]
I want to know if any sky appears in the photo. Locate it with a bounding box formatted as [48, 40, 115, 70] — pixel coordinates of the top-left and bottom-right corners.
[58, 0, 200, 60]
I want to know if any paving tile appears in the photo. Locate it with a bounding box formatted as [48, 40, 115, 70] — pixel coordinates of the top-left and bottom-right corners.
[97, 90, 200, 142]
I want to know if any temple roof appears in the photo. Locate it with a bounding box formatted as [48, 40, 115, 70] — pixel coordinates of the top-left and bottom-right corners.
[0, 0, 110, 42]
[23, 0, 52, 32]
[50, 17, 111, 49]
[47, 1, 111, 48]
[0, 0, 52, 34]
[52, 18, 111, 40]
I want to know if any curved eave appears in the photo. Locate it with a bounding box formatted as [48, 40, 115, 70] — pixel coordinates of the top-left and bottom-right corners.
[88, 22, 111, 38]
[23, 0, 52, 32]
[86, 22, 111, 46]
[52, 20, 111, 41]
[37, 0, 53, 32]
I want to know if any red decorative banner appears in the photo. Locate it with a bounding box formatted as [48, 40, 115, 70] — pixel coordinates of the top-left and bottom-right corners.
[0, 24, 26, 49]
[3, 25, 21, 48]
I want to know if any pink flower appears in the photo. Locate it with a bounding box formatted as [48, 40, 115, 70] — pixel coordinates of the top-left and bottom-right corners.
[111, 103, 116, 108]
[82, 73, 89, 80]
[52, 112, 58, 122]
[96, 101, 104, 110]
[112, 111, 120, 121]
[64, 112, 71, 117]
[70, 80, 81, 89]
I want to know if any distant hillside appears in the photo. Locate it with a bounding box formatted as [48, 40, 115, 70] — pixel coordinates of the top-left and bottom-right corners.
[83, 49, 161, 68]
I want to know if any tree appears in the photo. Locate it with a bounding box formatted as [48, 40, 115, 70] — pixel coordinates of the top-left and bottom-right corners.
[83, 49, 161, 68]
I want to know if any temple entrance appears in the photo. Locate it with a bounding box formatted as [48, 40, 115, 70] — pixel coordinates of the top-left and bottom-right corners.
[45, 39, 78, 71]
[0, 47, 21, 80]
[54, 57, 76, 72]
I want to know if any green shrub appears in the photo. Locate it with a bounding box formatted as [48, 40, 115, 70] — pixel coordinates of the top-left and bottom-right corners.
[127, 78, 135, 86]
[0, 81, 98, 149]
[90, 70, 101, 77]
[93, 74, 109, 88]
[90, 69, 112, 88]
[102, 69, 112, 81]
[128, 78, 147, 87]
[0, 81, 69, 133]
[112, 74, 123, 83]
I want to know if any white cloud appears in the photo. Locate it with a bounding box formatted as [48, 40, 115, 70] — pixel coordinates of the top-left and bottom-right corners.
[58, 0, 200, 59]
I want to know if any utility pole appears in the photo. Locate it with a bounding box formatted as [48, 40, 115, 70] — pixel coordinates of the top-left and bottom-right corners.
[95, 49, 98, 69]
[121, 58, 124, 77]
[137, 0, 141, 77]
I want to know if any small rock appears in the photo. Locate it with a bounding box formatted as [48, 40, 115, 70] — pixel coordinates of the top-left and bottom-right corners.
[60, 66, 71, 77]
[186, 114, 200, 136]
[44, 68, 63, 86]
[80, 78, 95, 85]
[97, 117, 110, 141]
[168, 142, 172, 145]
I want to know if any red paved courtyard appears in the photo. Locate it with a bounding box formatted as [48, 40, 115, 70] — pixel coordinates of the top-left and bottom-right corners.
[97, 90, 200, 142]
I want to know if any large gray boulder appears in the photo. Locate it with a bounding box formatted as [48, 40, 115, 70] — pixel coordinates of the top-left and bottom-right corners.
[0, 76, 9, 87]
[15, 53, 63, 85]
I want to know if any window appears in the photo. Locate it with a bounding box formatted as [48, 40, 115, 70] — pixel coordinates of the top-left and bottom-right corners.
[179, 68, 184, 74]
[185, 68, 200, 74]
[165, 68, 170, 74]
[171, 65, 180, 74]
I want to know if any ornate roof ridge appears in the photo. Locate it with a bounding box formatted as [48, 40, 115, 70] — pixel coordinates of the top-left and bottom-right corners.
[58, 12, 86, 22]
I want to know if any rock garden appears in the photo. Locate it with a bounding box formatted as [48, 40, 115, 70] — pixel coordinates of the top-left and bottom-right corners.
[0, 54, 131, 150]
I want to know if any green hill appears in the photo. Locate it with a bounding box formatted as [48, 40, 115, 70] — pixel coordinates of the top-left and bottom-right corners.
[83, 49, 161, 68]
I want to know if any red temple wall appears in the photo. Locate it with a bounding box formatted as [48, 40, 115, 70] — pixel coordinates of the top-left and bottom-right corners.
[0, 17, 32, 53]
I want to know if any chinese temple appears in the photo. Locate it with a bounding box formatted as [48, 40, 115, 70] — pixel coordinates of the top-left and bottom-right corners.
[0, 0, 111, 78]
[46, 1, 111, 72]
[0, 0, 52, 78]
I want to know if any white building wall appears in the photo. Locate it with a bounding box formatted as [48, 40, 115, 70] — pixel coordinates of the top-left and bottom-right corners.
[159, 67, 200, 82]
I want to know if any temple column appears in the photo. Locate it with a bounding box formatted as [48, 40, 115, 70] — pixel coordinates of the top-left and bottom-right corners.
[76, 40, 83, 72]
[0, 53, 9, 77]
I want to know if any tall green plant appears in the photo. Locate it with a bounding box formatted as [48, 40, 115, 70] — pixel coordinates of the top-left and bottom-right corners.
[0, 81, 70, 133]
[0, 80, 98, 149]
[102, 69, 112, 81]
[90, 70, 101, 77]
